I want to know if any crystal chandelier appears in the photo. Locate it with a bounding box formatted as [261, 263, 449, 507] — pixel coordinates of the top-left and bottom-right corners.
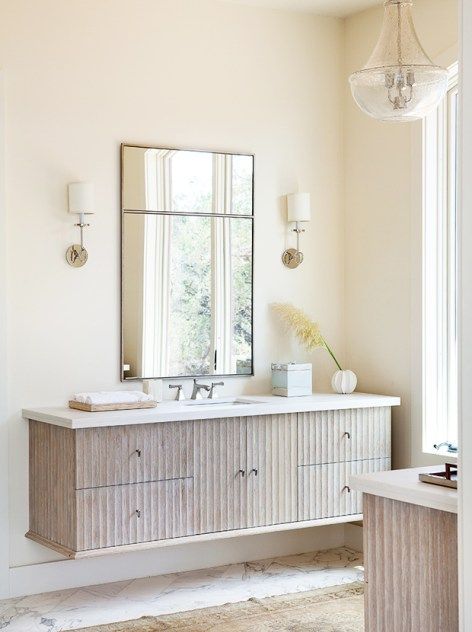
[349, 0, 448, 122]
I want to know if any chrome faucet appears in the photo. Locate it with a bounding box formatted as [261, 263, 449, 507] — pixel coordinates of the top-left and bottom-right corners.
[191, 379, 210, 400]
[169, 384, 185, 401]
[208, 381, 224, 399]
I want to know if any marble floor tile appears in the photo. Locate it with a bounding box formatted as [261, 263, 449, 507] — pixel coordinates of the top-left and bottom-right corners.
[0, 546, 363, 632]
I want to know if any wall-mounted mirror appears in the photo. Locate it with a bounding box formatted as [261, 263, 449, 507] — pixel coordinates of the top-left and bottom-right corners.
[121, 144, 254, 380]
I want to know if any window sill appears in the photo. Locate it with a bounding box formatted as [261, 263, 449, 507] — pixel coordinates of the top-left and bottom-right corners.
[422, 448, 458, 462]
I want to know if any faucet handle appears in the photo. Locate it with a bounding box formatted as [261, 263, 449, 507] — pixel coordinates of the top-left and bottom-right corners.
[169, 384, 185, 401]
[208, 381, 225, 399]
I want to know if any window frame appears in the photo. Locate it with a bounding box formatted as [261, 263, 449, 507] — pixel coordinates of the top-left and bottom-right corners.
[422, 61, 459, 455]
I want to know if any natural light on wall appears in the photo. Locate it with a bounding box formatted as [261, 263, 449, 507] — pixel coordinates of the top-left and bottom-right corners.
[423, 61, 459, 454]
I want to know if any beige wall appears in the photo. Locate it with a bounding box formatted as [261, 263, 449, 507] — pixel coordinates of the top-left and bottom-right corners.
[344, 0, 458, 468]
[1, 0, 345, 570]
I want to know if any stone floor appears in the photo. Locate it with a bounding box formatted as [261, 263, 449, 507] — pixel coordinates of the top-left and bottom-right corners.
[0, 546, 363, 631]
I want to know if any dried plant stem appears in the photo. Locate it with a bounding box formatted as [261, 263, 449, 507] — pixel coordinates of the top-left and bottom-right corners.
[321, 337, 342, 371]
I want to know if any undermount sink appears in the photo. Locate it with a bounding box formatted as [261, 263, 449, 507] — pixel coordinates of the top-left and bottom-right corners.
[184, 397, 258, 407]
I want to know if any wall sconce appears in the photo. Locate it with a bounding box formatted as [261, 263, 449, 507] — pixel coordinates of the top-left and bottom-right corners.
[282, 193, 311, 269]
[66, 182, 94, 267]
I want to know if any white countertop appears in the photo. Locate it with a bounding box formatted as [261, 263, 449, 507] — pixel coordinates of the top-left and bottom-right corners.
[350, 465, 457, 514]
[22, 392, 400, 430]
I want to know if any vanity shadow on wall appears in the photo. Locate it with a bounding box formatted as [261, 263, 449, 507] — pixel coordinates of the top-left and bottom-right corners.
[121, 144, 254, 381]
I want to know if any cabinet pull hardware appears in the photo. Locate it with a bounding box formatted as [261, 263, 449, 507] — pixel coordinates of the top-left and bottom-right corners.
[250, 468, 258, 476]
[342, 485, 351, 493]
[238, 469, 245, 477]
[136, 509, 141, 518]
[343, 432, 351, 439]
[135, 449, 142, 457]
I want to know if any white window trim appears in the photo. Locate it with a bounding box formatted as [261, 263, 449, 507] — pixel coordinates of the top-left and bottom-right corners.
[410, 46, 459, 465]
[423, 63, 458, 454]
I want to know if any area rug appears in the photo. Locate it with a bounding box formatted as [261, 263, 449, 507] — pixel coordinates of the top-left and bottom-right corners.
[74, 582, 364, 631]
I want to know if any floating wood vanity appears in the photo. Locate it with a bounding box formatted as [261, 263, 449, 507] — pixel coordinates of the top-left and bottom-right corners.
[23, 393, 399, 558]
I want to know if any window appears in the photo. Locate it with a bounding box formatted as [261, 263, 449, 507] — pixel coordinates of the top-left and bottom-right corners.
[423, 62, 459, 453]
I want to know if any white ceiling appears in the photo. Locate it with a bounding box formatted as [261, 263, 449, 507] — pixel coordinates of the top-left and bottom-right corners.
[221, 0, 384, 18]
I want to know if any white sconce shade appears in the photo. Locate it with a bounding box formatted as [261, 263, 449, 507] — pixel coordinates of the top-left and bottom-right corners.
[68, 182, 95, 215]
[287, 193, 311, 223]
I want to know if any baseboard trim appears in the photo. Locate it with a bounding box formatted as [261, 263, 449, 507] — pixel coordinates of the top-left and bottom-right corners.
[9, 524, 347, 598]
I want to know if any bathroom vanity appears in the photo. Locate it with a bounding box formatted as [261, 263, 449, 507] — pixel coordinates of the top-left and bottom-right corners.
[24, 393, 399, 558]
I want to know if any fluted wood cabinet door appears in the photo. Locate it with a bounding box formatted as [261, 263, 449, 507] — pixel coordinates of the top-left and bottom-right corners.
[246, 414, 298, 528]
[194, 417, 247, 534]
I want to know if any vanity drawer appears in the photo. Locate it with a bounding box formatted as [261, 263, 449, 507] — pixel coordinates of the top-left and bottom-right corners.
[76, 477, 194, 550]
[75, 421, 194, 489]
[297, 407, 391, 466]
[298, 458, 390, 521]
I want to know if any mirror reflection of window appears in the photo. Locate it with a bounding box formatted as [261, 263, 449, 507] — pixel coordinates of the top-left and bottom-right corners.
[123, 214, 252, 378]
[232, 155, 253, 215]
[230, 218, 252, 375]
[122, 145, 254, 380]
[171, 151, 213, 214]
[122, 146, 253, 216]
[168, 215, 212, 376]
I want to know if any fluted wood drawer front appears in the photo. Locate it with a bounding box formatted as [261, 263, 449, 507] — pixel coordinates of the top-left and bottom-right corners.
[76, 478, 194, 550]
[298, 407, 391, 466]
[298, 458, 391, 521]
[76, 422, 193, 489]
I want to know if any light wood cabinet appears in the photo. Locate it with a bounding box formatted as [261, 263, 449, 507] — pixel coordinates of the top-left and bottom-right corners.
[298, 458, 391, 521]
[297, 407, 391, 466]
[297, 408, 391, 521]
[245, 414, 297, 528]
[75, 421, 193, 488]
[27, 405, 392, 558]
[194, 417, 248, 533]
[76, 479, 194, 550]
[363, 494, 458, 632]
[193, 414, 298, 533]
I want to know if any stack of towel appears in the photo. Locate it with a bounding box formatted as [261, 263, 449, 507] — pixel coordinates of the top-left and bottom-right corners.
[72, 391, 153, 405]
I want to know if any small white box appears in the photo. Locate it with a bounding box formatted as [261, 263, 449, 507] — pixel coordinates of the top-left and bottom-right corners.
[271, 362, 312, 397]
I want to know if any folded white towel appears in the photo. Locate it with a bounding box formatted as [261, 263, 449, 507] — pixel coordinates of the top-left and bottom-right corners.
[72, 391, 153, 405]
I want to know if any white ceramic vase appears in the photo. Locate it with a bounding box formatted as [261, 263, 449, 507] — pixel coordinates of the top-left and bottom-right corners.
[331, 369, 357, 394]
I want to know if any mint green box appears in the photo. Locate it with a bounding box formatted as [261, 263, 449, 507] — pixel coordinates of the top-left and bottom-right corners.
[271, 362, 312, 397]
